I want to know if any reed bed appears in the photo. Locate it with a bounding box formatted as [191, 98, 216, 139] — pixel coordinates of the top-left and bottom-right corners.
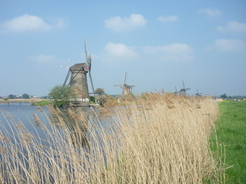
[0, 93, 224, 183]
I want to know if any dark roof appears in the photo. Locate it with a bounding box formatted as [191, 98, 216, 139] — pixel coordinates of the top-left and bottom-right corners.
[70, 63, 88, 71]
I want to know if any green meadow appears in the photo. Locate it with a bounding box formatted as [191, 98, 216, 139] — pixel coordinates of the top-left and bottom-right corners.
[211, 100, 246, 184]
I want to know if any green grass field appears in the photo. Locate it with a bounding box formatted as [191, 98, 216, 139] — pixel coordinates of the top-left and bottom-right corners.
[36, 100, 51, 106]
[212, 100, 246, 184]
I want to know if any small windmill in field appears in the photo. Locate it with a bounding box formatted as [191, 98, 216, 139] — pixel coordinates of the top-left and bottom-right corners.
[179, 81, 191, 95]
[115, 73, 135, 95]
[195, 89, 202, 97]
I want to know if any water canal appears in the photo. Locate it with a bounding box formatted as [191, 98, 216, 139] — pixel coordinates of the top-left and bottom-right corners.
[0, 103, 121, 183]
[0, 103, 116, 146]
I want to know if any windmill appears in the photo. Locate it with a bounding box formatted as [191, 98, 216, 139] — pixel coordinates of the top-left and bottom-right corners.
[115, 73, 135, 95]
[195, 89, 202, 96]
[68, 63, 90, 100]
[61, 38, 96, 105]
[179, 81, 191, 95]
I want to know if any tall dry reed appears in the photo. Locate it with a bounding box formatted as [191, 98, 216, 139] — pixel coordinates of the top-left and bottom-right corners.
[0, 93, 224, 183]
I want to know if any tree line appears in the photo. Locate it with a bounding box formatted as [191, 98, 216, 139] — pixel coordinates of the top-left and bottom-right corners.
[2, 93, 31, 99]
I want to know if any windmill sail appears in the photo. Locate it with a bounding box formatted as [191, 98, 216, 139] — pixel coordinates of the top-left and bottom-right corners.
[84, 38, 96, 101]
[195, 89, 202, 96]
[179, 81, 190, 95]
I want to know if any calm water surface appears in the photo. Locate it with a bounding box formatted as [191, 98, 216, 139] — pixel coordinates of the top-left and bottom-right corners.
[0, 103, 115, 143]
[0, 103, 51, 141]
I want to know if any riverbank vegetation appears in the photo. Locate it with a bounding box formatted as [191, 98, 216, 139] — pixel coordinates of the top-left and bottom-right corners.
[48, 85, 75, 107]
[36, 100, 52, 106]
[0, 98, 43, 105]
[0, 93, 225, 183]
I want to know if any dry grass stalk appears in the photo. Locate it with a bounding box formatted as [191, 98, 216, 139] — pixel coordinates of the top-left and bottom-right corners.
[0, 93, 224, 183]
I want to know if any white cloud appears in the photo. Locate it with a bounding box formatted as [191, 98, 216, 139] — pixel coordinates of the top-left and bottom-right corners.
[29, 55, 58, 64]
[101, 42, 138, 65]
[0, 14, 65, 33]
[99, 42, 194, 66]
[157, 16, 179, 22]
[207, 39, 246, 52]
[198, 8, 222, 18]
[216, 21, 246, 33]
[105, 42, 138, 57]
[142, 43, 194, 62]
[104, 14, 147, 32]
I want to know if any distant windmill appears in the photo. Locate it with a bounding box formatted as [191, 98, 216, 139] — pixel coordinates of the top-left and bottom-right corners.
[179, 81, 191, 95]
[174, 86, 179, 95]
[195, 89, 202, 97]
[115, 73, 135, 95]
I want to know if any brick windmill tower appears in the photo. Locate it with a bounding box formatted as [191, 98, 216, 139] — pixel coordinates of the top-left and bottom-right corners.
[69, 63, 90, 100]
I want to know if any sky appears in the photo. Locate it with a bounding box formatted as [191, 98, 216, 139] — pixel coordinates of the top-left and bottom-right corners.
[0, 0, 246, 97]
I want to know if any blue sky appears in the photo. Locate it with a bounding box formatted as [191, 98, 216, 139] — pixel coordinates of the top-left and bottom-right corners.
[0, 0, 245, 97]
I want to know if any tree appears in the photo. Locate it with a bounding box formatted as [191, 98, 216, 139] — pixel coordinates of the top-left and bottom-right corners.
[48, 85, 75, 107]
[89, 96, 95, 103]
[95, 88, 105, 95]
[22, 93, 30, 99]
[8, 94, 16, 99]
[220, 93, 228, 99]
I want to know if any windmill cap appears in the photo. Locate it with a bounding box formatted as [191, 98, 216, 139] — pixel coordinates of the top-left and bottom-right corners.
[70, 63, 88, 72]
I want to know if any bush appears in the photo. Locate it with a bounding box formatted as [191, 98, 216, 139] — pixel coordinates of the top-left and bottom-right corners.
[48, 85, 75, 107]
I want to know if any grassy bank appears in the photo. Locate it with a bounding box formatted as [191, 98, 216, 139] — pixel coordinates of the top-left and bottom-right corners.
[211, 101, 246, 183]
[36, 100, 52, 106]
[0, 93, 224, 183]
